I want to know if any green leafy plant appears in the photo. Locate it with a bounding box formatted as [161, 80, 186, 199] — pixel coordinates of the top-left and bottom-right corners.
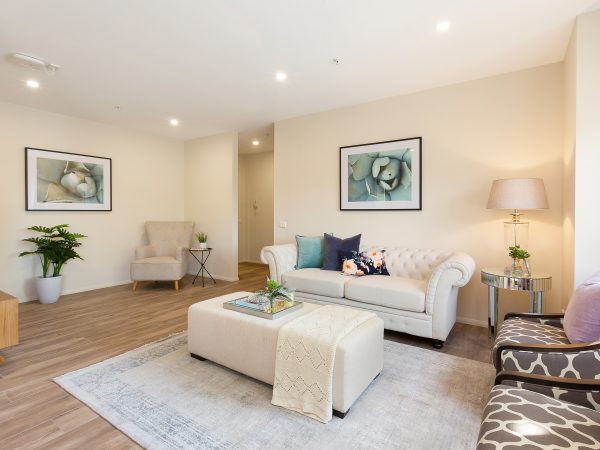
[196, 232, 208, 243]
[508, 245, 530, 260]
[19, 225, 86, 277]
[251, 278, 294, 310]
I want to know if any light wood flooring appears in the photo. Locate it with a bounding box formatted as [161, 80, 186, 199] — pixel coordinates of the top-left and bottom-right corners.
[0, 262, 491, 449]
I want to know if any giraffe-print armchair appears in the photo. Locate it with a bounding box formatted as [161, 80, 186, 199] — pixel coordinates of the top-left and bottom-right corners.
[477, 371, 600, 449]
[492, 312, 600, 381]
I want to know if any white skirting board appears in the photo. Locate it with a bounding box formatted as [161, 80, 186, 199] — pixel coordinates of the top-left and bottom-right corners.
[19, 279, 132, 303]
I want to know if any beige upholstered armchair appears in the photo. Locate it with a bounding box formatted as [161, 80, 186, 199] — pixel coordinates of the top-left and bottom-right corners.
[130, 221, 194, 291]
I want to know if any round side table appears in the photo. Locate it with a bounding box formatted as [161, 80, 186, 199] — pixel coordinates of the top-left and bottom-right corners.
[481, 268, 552, 339]
[189, 248, 217, 287]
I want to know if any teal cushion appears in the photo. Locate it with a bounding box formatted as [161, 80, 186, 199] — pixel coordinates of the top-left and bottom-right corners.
[296, 235, 325, 269]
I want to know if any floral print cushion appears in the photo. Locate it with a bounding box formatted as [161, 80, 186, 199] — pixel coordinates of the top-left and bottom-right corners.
[340, 250, 390, 276]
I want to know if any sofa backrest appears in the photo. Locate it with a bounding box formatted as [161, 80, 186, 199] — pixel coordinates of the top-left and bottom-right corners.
[145, 221, 194, 257]
[361, 245, 452, 280]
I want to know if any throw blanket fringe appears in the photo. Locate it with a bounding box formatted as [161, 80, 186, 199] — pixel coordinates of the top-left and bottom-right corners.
[272, 305, 376, 423]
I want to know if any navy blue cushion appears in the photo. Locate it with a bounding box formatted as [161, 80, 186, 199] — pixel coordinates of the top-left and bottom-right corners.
[322, 234, 361, 271]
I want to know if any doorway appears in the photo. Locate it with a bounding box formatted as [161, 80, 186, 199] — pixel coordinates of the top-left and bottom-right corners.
[238, 125, 274, 264]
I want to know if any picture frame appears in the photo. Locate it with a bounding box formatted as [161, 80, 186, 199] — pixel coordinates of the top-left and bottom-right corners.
[25, 147, 112, 211]
[340, 137, 421, 211]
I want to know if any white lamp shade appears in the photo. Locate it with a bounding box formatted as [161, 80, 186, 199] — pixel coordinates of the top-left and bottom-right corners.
[486, 178, 549, 210]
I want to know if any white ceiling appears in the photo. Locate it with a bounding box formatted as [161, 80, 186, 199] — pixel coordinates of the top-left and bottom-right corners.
[1, 0, 598, 140]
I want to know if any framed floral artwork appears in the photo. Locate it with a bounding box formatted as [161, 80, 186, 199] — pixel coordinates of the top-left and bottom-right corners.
[340, 137, 421, 210]
[25, 147, 112, 211]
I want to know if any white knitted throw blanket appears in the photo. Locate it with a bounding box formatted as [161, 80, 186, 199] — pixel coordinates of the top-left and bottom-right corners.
[271, 305, 376, 423]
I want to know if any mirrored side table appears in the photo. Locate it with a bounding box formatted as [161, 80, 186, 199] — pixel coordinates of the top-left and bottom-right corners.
[481, 268, 552, 339]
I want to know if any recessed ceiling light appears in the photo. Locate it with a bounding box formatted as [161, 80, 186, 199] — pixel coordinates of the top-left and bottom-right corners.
[26, 79, 40, 89]
[169, 118, 179, 126]
[436, 21, 450, 32]
[275, 72, 287, 81]
[252, 140, 260, 146]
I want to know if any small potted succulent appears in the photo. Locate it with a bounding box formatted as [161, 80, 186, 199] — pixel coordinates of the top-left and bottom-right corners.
[507, 245, 531, 276]
[19, 224, 86, 304]
[249, 278, 295, 313]
[196, 232, 208, 250]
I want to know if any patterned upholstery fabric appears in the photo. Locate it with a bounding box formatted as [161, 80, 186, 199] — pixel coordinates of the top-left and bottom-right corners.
[493, 318, 600, 379]
[494, 318, 569, 353]
[477, 385, 600, 449]
[501, 379, 600, 412]
[494, 318, 582, 374]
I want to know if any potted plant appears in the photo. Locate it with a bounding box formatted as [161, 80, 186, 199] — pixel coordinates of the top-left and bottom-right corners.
[19, 224, 86, 304]
[196, 232, 208, 250]
[508, 245, 531, 276]
[250, 278, 295, 313]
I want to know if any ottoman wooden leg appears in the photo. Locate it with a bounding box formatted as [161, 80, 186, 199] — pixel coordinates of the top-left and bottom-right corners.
[174, 280, 180, 291]
[132, 281, 139, 291]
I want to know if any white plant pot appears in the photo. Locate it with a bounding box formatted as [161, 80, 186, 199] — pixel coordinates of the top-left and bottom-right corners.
[199, 242, 207, 250]
[35, 276, 63, 304]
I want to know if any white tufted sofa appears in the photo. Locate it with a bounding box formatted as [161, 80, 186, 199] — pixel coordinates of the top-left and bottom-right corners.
[260, 244, 475, 347]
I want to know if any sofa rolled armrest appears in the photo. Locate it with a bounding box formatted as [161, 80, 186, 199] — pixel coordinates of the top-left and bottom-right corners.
[260, 244, 297, 282]
[426, 252, 475, 341]
[135, 245, 156, 259]
[425, 251, 475, 315]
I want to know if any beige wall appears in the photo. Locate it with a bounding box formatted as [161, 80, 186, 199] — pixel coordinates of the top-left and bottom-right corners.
[238, 152, 274, 262]
[562, 27, 577, 308]
[184, 132, 239, 281]
[0, 101, 184, 302]
[238, 155, 249, 261]
[572, 10, 600, 288]
[274, 64, 564, 325]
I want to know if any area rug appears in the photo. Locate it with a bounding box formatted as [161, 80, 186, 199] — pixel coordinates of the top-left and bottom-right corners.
[55, 333, 494, 450]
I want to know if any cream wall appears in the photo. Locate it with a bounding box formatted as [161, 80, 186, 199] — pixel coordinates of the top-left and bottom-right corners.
[0, 101, 184, 302]
[572, 10, 600, 288]
[238, 155, 249, 262]
[562, 27, 577, 307]
[274, 64, 564, 325]
[184, 132, 239, 281]
[238, 152, 274, 262]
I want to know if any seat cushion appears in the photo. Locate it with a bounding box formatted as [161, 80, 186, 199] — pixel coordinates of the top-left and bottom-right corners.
[344, 276, 426, 312]
[477, 385, 600, 449]
[282, 268, 348, 298]
[131, 256, 185, 281]
[492, 317, 570, 363]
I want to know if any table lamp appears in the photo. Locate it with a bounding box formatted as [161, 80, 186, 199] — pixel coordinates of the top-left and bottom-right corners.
[486, 178, 549, 273]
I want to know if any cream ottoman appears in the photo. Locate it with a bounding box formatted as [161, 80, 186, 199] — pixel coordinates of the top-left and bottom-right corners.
[188, 291, 384, 417]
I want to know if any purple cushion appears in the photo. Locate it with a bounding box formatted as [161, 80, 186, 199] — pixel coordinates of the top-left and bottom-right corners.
[563, 272, 600, 343]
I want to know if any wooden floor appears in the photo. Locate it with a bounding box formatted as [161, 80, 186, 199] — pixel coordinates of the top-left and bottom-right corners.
[0, 263, 491, 449]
